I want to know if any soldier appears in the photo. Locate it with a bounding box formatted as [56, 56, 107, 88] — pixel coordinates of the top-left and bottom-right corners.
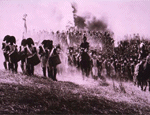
[138, 42, 148, 60]
[39, 40, 48, 77]
[47, 40, 61, 81]
[91, 51, 99, 80]
[120, 58, 125, 79]
[110, 58, 116, 79]
[26, 38, 38, 75]
[106, 58, 111, 77]
[67, 47, 74, 66]
[97, 54, 103, 78]
[123, 59, 129, 81]
[2, 35, 10, 70]
[80, 35, 89, 52]
[19, 39, 27, 73]
[115, 58, 121, 78]
[101, 57, 107, 80]
[129, 58, 135, 81]
[6, 36, 18, 73]
[133, 59, 141, 86]
[79, 35, 91, 78]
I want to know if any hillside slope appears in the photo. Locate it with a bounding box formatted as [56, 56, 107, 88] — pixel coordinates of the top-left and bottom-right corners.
[0, 70, 150, 114]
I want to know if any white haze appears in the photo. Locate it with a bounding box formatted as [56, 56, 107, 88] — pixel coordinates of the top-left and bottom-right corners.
[1, 0, 150, 85]
[0, 0, 74, 42]
[1, 0, 150, 43]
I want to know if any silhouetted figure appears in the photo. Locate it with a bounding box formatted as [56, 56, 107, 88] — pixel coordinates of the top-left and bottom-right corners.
[39, 40, 49, 77]
[19, 39, 27, 73]
[47, 40, 61, 81]
[2, 35, 10, 70]
[26, 38, 38, 75]
[6, 36, 18, 73]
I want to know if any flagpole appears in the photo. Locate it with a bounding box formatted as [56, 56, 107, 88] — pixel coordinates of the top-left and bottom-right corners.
[22, 14, 27, 39]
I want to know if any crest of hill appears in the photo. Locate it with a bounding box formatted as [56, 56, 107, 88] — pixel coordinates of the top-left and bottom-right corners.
[0, 70, 150, 114]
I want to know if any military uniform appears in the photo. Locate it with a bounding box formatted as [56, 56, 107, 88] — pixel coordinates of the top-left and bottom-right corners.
[80, 42, 89, 51]
[7, 43, 18, 73]
[2, 41, 9, 70]
[19, 45, 27, 73]
[26, 44, 37, 75]
[39, 45, 48, 77]
[47, 46, 61, 81]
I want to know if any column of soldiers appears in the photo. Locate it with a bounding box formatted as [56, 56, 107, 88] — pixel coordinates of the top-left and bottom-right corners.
[67, 33, 150, 82]
[2, 31, 150, 84]
[2, 35, 61, 81]
[34, 30, 150, 90]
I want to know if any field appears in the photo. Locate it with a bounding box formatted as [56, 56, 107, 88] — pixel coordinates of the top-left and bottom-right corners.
[0, 69, 150, 114]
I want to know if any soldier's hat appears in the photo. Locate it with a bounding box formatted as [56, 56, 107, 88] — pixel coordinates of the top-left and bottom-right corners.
[9, 36, 16, 44]
[3, 35, 10, 42]
[27, 38, 34, 45]
[41, 40, 47, 45]
[21, 39, 27, 46]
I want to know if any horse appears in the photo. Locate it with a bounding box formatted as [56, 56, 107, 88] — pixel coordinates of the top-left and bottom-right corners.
[79, 48, 92, 79]
[136, 59, 147, 91]
[137, 56, 150, 91]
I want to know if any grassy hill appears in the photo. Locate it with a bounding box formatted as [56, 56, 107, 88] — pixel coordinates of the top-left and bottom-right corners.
[0, 70, 150, 114]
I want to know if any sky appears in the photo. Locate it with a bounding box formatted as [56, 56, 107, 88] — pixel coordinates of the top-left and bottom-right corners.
[0, 0, 150, 44]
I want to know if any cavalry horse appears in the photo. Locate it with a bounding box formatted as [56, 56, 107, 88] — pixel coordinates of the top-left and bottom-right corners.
[137, 55, 150, 91]
[79, 48, 92, 79]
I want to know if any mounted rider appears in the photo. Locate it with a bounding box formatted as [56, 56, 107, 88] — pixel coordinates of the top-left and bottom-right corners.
[79, 35, 91, 78]
[80, 35, 89, 52]
[138, 42, 148, 60]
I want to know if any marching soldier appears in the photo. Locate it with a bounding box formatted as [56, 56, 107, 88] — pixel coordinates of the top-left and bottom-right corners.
[19, 39, 27, 73]
[2, 35, 10, 70]
[97, 55, 103, 78]
[47, 40, 61, 81]
[39, 40, 48, 77]
[67, 47, 75, 66]
[26, 38, 39, 75]
[91, 51, 99, 80]
[6, 36, 18, 73]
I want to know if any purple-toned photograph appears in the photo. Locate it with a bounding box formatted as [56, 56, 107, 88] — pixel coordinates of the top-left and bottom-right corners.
[0, 0, 150, 114]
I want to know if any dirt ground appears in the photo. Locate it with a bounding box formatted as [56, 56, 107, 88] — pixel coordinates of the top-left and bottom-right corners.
[0, 70, 150, 114]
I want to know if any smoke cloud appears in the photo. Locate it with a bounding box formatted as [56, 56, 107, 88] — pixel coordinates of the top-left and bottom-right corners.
[87, 17, 108, 32]
[0, 0, 74, 41]
[71, 2, 86, 29]
[71, 2, 108, 32]
[74, 16, 86, 29]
